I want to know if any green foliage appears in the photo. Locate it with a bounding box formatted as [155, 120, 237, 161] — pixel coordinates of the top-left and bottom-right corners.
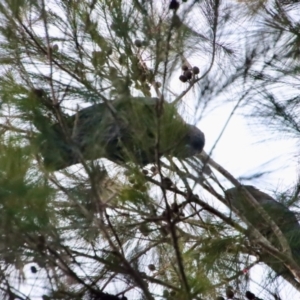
[0, 0, 299, 299]
[0, 141, 54, 269]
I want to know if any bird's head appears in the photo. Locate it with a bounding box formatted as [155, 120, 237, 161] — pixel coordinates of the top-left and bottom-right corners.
[182, 124, 205, 157]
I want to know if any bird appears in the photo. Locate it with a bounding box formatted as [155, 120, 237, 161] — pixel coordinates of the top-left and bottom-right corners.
[225, 185, 300, 285]
[31, 91, 205, 170]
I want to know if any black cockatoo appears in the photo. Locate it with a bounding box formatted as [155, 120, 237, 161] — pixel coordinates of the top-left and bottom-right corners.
[31, 92, 205, 170]
[225, 185, 300, 283]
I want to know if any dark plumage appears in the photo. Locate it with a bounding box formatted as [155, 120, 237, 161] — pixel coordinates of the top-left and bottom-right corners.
[225, 185, 300, 283]
[35, 96, 205, 170]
